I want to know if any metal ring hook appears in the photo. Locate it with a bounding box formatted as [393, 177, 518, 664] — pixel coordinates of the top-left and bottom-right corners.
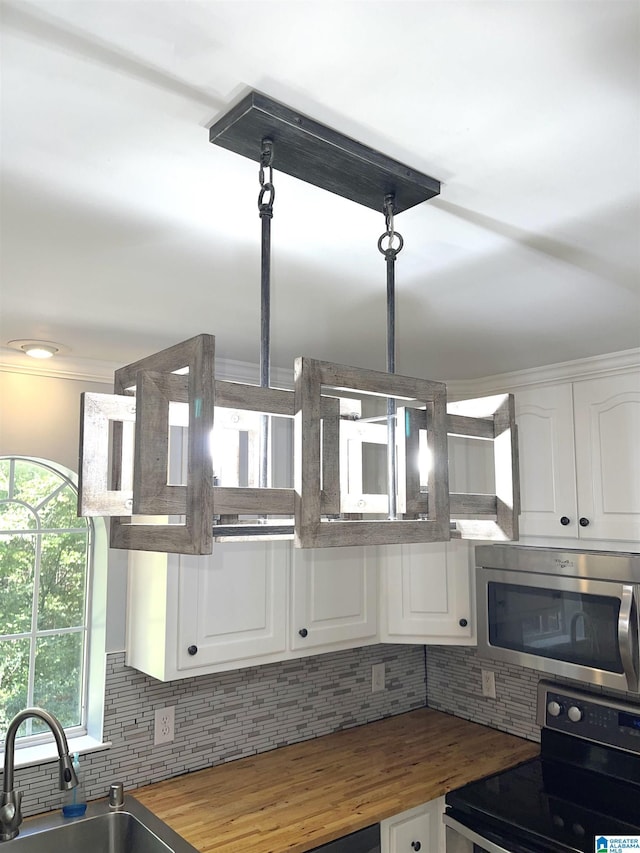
[378, 231, 404, 255]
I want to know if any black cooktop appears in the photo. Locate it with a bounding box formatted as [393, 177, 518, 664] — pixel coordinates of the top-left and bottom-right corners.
[446, 754, 640, 853]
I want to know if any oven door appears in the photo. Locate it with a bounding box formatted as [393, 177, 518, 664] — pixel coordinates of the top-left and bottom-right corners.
[444, 814, 564, 853]
[476, 569, 640, 692]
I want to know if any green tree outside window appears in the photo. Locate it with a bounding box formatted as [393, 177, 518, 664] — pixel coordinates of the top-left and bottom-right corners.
[0, 458, 90, 741]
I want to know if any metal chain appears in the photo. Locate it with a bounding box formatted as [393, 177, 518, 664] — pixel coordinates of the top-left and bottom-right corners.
[258, 138, 275, 213]
[378, 193, 404, 256]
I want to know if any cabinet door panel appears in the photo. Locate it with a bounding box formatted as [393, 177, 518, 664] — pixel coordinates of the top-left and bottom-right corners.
[383, 541, 473, 642]
[291, 546, 376, 650]
[381, 798, 444, 853]
[177, 541, 288, 669]
[515, 383, 578, 537]
[573, 372, 640, 541]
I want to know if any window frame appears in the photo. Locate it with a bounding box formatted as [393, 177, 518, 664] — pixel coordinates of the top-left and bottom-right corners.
[0, 456, 108, 765]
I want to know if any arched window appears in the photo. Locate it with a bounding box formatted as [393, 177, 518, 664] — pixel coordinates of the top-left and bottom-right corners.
[0, 457, 92, 744]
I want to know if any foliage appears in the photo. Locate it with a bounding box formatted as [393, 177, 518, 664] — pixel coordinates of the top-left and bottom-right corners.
[0, 459, 88, 739]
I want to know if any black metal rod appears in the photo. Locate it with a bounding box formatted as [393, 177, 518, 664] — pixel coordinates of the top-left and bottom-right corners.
[260, 207, 271, 489]
[260, 209, 271, 391]
[386, 250, 397, 520]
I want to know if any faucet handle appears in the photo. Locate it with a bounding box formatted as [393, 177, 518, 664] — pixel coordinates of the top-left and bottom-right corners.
[109, 783, 124, 809]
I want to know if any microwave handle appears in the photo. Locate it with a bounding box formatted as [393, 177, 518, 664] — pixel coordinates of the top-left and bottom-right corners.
[619, 585, 639, 693]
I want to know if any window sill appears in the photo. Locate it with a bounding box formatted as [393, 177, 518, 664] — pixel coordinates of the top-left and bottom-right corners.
[0, 736, 112, 771]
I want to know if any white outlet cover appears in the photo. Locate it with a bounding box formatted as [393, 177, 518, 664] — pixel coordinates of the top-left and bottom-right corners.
[154, 706, 175, 745]
[372, 663, 386, 693]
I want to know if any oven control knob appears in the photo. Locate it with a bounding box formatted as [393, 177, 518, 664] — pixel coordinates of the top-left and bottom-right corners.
[547, 701, 563, 717]
[568, 705, 583, 722]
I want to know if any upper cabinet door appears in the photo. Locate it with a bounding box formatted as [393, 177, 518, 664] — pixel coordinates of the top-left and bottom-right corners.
[177, 540, 289, 670]
[515, 383, 578, 537]
[291, 546, 377, 651]
[381, 540, 474, 643]
[573, 372, 640, 542]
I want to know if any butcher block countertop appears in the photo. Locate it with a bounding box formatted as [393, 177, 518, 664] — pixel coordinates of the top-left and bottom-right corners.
[133, 708, 539, 853]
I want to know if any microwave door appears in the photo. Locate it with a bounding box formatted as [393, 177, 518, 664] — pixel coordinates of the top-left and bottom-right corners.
[479, 571, 640, 692]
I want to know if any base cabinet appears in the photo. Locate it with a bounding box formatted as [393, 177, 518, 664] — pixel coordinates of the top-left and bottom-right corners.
[380, 798, 445, 853]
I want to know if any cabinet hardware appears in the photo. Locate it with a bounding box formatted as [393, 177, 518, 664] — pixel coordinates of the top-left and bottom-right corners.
[411, 842, 421, 851]
[579, 517, 590, 527]
[187, 645, 198, 656]
[560, 516, 571, 526]
[298, 628, 308, 638]
[458, 618, 468, 628]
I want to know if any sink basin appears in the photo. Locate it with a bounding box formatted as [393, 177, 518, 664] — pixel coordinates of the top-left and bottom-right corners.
[5, 795, 198, 853]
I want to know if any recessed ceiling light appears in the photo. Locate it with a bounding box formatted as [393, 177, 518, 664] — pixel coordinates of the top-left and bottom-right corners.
[6, 339, 67, 359]
[22, 344, 58, 359]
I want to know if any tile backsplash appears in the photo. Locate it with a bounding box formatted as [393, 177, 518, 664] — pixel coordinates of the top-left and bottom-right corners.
[426, 645, 638, 743]
[13, 644, 426, 818]
[426, 646, 541, 741]
[16, 641, 631, 820]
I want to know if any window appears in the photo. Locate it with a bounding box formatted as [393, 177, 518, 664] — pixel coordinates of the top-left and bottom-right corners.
[0, 457, 92, 745]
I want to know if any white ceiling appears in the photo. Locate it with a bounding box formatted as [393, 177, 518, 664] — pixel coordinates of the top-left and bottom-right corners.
[1, 0, 639, 382]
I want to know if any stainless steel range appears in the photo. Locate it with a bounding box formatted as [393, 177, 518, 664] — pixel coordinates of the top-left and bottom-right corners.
[444, 680, 640, 853]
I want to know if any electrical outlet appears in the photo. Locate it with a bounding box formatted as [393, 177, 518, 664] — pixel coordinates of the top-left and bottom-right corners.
[481, 669, 496, 699]
[154, 706, 175, 745]
[371, 663, 386, 693]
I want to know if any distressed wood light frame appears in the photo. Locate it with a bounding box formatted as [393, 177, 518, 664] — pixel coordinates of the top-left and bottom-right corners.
[447, 394, 520, 541]
[108, 334, 215, 554]
[78, 392, 136, 517]
[396, 394, 519, 540]
[78, 335, 344, 551]
[294, 357, 450, 548]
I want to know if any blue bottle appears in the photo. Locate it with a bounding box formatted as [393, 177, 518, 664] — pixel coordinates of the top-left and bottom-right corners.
[62, 753, 87, 817]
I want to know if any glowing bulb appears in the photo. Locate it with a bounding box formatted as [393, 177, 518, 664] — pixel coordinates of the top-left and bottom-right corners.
[22, 344, 58, 359]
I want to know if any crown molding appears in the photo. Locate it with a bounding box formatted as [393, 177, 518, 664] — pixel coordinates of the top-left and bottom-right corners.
[447, 347, 640, 398]
[0, 351, 295, 389]
[2, 347, 637, 395]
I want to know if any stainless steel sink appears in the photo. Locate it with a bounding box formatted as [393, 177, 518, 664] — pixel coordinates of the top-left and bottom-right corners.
[4, 795, 198, 853]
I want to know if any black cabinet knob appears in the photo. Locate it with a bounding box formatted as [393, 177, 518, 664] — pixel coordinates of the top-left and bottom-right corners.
[579, 517, 590, 527]
[560, 516, 571, 526]
[187, 645, 198, 656]
[298, 628, 308, 638]
[459, 618, 468, 627]
[411, 842, 421, 851]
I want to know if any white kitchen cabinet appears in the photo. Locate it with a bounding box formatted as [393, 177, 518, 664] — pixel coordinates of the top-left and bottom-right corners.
[379, 541, 475, 645]
[176, 541, 289, 671]
[291, 546, 377, 651]
[516, 370, 640, 542]
[126, 540, 377, 681]
[380, 797, 445, 853]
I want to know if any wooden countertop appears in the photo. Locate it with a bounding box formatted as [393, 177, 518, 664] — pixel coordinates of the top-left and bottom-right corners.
[133, 709, 539, 853]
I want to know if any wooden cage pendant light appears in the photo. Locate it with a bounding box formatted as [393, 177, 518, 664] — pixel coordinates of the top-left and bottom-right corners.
[77, 91, 519, 554]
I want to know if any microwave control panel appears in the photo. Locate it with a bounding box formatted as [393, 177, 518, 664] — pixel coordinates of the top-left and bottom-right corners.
[537, 681, 640, 754]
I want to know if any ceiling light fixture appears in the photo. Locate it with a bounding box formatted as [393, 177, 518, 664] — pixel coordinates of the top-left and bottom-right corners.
[23, 344, 58, 359]
[7, 339, 63, 359]
[77, 91, 519, 555]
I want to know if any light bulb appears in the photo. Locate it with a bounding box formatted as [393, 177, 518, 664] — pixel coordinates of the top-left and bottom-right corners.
[22, 344, 58, 359]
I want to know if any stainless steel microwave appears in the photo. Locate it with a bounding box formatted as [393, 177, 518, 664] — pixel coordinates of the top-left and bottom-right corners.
[476, 545, 640, 693]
